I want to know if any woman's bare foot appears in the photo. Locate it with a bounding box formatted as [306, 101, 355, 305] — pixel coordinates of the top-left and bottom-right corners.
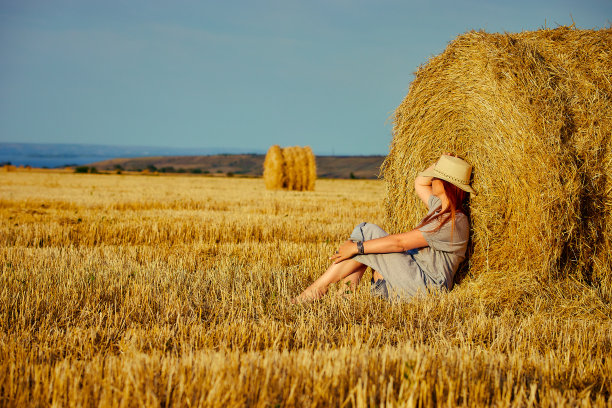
[292, 260, 367, 304]
[291, 288, 322, 304]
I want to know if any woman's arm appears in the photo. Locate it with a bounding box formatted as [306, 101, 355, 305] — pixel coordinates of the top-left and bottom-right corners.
[414, 163, 434, 205]
[330, 229, 428, 264]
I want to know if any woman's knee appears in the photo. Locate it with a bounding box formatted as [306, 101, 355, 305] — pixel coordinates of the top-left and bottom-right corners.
[350, 222, 388, 241]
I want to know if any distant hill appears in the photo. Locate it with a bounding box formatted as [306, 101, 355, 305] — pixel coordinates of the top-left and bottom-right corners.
[0, 142, 387, 178]
[89, 154, 386, 179]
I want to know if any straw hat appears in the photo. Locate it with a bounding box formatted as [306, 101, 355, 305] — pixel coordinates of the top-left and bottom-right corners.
[418, 155, 476, 194]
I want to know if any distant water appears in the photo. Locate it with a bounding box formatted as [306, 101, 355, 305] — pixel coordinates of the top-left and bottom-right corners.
[0, 155, 112, 168]
[0, 142, 264, 169]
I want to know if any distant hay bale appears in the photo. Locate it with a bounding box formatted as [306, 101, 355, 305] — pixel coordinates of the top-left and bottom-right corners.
[263, 145, 284, 189]
[383, 27, 612, 290]
[263, 145, 316, 191]
[283, 146, 298, 191]
[304, 146, 317, 191]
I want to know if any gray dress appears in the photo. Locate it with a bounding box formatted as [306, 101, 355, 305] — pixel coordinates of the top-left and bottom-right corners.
[351, 195, 469, 301]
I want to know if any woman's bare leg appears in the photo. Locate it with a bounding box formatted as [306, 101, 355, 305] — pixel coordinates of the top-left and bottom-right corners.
[339, 267, 367, 292]
[337, 269, 385, 298]
[294, 260, 367, 302]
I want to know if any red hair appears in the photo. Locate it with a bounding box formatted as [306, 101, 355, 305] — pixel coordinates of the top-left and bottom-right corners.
[416, 179, 467, 237]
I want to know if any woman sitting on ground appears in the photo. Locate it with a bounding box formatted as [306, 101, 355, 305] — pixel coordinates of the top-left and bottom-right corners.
[293, 154, 475, 302]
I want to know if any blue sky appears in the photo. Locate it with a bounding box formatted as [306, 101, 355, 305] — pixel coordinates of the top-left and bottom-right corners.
[1, 0, 610, 155]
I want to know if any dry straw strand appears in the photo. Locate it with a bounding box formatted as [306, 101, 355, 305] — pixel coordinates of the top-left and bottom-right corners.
[383, 26, 612, 300]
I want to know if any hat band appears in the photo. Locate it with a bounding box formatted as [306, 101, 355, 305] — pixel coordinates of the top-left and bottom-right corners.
[435, 168, 470, 186]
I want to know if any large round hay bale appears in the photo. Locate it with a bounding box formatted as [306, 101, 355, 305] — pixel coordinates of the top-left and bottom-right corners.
[263, 145, 317, 191]
[383, 27, 611, 289]
[263, 145, 284, 189]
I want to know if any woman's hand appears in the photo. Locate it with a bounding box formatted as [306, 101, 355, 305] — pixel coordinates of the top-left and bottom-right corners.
[330, 240, 358, 264]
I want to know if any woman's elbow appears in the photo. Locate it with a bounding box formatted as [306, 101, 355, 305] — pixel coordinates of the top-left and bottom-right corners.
[394, 236, 411, 252]
[397, 232, 426, 252]
[414, 178, 423, 191]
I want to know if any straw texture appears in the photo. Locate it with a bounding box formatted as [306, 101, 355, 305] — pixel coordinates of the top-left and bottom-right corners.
[263, 145, 316, 191]
[383, 27, 611, 292]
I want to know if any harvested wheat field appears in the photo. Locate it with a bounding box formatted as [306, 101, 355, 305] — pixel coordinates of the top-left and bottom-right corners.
[0, 171, 610, 407]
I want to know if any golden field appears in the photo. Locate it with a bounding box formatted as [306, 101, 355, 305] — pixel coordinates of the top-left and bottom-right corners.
[1, 171, 610, 407]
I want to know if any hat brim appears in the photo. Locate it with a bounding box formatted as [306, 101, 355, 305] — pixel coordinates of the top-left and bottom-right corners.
[418, 169, 477, 195]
